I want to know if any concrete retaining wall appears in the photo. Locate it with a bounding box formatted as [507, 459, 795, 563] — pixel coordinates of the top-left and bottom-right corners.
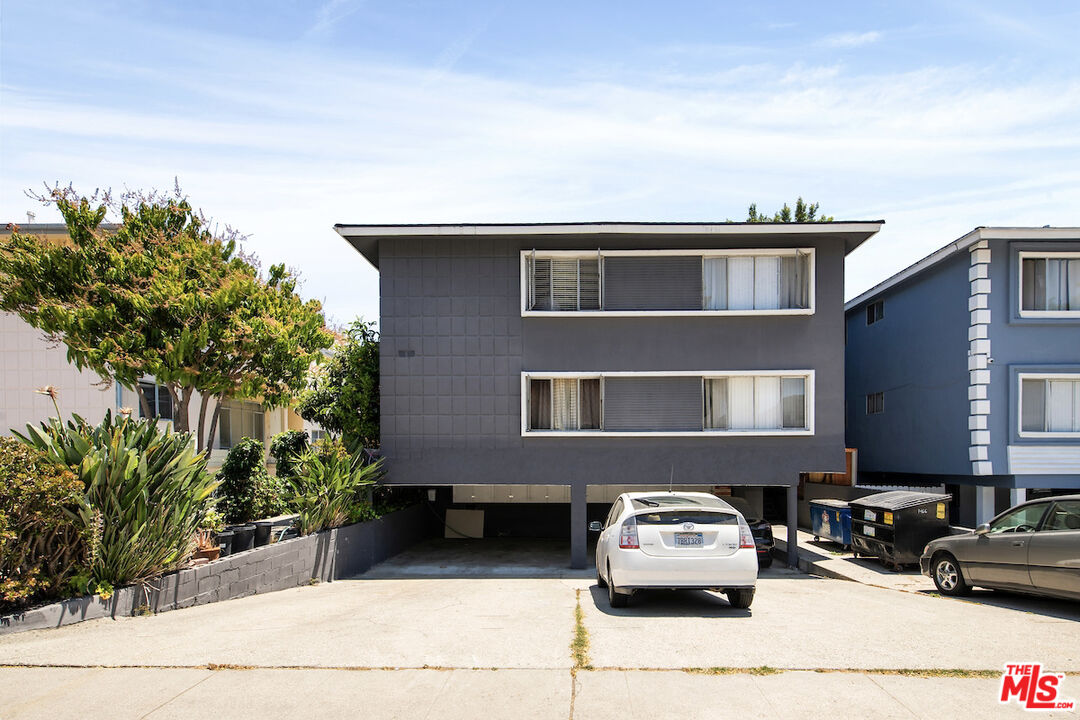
[0, 503, 434, 635]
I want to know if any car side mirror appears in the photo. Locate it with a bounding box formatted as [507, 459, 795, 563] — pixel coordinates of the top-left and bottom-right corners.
[975, 523, 990, 536]
[588, 521, 603, 532]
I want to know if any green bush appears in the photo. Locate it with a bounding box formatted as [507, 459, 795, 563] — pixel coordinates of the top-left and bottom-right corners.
[0, 438, 85, 613]
[289, 450, 383, 535]
[217, 438, 288, 523]
[268, 430, 309, 481]
[16, 411, 218, 588]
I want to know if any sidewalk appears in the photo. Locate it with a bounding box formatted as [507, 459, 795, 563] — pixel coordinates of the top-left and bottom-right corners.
[774, 526, 936, 594]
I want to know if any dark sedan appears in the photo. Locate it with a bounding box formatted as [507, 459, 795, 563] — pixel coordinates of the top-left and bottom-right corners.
[725, 497, 775, 568]
[920, 494, 1080, 601]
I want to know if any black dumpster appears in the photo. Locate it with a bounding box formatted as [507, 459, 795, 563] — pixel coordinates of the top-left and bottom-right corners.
[849, 491, 951, 570]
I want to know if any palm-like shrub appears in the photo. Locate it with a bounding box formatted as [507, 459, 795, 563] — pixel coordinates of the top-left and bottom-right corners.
[0, 438, 84, 612]
[289, 450, 383, 535]
[16, 411, 218, 587]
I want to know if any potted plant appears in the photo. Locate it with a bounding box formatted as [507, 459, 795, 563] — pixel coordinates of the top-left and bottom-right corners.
[193, 529, 221, 562]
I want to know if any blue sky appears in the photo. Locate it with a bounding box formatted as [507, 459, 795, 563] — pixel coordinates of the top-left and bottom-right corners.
[2, 1, 1079, 325]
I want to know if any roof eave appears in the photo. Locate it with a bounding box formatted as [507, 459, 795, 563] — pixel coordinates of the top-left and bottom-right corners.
[335, 221, 885, 269]
[844, 226, 1080, 312]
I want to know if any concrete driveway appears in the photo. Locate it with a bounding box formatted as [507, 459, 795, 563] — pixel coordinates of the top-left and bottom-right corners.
[1, 557, 1078, 719]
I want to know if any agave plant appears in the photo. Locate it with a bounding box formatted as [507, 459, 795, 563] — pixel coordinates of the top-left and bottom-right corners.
[289, 450, 383, 536]
[16, 410, 218, 587]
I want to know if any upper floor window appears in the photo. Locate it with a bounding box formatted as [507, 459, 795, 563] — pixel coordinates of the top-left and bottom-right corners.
[138, 381, 173, 420]
[1020, 252, 1080, 316]
[1020, 375, 1080, 436]
[218, 399, 265, 449]
[522, 371, 813, 436]
[528, 257, 600, 311]
[522, 249, 813, 316]
[866, 300, 884, 325]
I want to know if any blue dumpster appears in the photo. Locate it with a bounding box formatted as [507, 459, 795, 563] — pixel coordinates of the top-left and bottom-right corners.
[810, 499, 852, 549]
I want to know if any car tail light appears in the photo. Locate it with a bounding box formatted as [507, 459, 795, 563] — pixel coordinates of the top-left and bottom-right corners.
[618, 518, 639, 549]
[739, 521, 755, 549]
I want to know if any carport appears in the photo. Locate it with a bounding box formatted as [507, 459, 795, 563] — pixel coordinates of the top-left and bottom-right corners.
[422, 481, 799, 570]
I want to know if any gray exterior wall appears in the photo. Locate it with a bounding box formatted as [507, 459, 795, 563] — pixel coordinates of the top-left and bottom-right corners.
[845, 252, 972, 476]
[379, 232, 851, 489]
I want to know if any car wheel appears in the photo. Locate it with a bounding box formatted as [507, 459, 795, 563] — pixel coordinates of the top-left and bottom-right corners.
[758, 554, 773, 569]
[726, 588, 754, 609]
[607, 563, 628, 608]
[596, 561, 607, 588]
[932, 553, 971, 596]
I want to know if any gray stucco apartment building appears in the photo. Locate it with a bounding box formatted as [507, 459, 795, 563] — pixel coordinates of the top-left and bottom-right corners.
[846, 227, 1080, 527]
[337, 222, 883, 567]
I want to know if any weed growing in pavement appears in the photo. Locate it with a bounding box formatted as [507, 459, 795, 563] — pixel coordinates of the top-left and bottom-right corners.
[571, 589, 591, 670]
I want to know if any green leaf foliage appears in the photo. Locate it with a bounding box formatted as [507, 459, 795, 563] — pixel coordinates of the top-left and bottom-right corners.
[217, 438, 288, 523]
[289, 448, 383, 536]
[746, 198, 833, 223]
[268, 430, 309, 481]
[297, 320, 379, 449]
[0, 438, 85, 613]
[14, 411, 218, 588]
[0, 185, 334, 442]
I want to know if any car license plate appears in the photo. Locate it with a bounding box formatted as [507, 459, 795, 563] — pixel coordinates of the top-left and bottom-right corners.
[675, 533, 703, 546]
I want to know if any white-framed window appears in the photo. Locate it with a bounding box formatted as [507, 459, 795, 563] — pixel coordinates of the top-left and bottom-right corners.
[1020, 374, 1080, 437]
[218, 399, 265, 449]
[521, 249, 814, 316]
[1019, 251, 1080, 317]
[521, 371, 814, 437]
[526, 376, 603, 431]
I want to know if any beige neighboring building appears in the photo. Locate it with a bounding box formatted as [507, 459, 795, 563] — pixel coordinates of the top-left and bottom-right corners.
[1, 223, 305, 467]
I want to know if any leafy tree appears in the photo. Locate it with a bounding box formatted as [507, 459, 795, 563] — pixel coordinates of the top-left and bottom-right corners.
[746, 197, 833, 223]
[269, 430, 309, 481]
[0, 184, 334, 451]
[297, 320, 379, 450]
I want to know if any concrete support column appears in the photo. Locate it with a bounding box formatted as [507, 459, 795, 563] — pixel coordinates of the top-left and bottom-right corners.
[570, 482, 587, 569]
[1009, 488, 1027, 508]
[786, 485, 799, 568]
[975, 486, 996, 525]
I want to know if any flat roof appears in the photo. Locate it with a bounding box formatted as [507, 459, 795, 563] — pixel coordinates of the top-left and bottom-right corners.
[335, 221, 884, 269]
[844, 226, 1080, 312]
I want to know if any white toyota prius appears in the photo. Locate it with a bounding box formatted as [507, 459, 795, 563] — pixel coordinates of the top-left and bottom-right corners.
[590, 491, 759, 609]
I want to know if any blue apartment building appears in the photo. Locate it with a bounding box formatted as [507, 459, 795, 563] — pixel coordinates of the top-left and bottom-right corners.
[846, 227, 1080, 526]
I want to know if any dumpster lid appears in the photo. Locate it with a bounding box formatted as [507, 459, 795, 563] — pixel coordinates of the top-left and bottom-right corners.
[809, 498, 850, 509]
[849, 491, 951, 511]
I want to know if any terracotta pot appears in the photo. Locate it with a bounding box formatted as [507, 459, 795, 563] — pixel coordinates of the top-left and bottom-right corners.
[194, 546, 221, 562]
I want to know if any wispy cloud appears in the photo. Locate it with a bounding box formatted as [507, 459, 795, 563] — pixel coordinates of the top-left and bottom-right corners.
[2, 14, 1079, 321]
[820, 31, 882, 48]
[305, 0, 367, 40]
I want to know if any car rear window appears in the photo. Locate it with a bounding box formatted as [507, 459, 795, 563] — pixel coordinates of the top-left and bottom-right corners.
[634, 511, 738, 525]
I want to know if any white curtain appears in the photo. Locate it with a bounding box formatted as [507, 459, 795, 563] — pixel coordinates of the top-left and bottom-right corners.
[755, 376, 782, 429]
[754, 257, 780, 310]
[552, 378, 579, 430]
[703, 258, 728, 310]
[1070, 260, 1080, 311]
[781, 377, 806, 429]
[704, 378, 728, 429]
[728, 376, 755, 429]
[728, 257, 755, 310]
[1048, 380, 1079, 432]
